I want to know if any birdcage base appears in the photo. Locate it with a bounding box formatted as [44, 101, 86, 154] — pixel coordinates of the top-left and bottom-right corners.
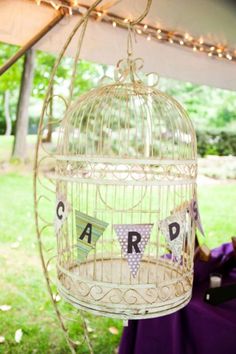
[57, 257, 193, 320]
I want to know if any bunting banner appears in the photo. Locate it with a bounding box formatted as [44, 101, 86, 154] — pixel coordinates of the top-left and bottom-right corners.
[189, 199, 205, 236]
[76, 210, 109, 263]
[55, 194, 70, 233]
[114, 224, 153, 277]
[159, 210, 186, 260]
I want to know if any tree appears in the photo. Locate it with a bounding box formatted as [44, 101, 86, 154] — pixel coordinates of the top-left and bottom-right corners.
[4, 90, 11, 136]
[0, 43, 23, 135]
[12, 49, 35, 159]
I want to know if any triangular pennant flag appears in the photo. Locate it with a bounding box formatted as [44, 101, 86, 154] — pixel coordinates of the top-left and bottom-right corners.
[159, 210, 186, 261]
[114, 224, 153, 277]
[76, 210, 108, 263]
[189, 199, 205, 236]
[55, 194, 71, 233]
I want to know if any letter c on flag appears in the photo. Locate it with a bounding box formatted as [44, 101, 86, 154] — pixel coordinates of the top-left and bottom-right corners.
[56, 201, 65, 220]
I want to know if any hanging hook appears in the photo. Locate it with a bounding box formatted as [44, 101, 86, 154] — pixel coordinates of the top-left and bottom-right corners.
[129, 0, 152, 26]
[114, 0, 152, 28]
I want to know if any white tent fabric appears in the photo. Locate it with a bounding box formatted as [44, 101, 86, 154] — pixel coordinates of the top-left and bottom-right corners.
[1, 0, 236, 90]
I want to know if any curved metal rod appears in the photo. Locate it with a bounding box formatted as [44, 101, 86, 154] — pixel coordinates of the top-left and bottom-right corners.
[115, 0, 152, 26]
[33, 1, 103, 353]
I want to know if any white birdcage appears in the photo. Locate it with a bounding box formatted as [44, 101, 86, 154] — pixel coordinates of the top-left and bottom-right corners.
[54, 55, 198, 320]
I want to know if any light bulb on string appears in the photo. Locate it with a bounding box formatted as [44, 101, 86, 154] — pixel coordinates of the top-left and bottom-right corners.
[199, 37, 204, 45]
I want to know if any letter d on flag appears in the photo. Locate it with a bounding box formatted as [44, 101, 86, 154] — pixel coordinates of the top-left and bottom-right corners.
[159, 210, 186, 261]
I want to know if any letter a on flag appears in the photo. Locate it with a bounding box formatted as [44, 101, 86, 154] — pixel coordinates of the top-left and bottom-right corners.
[114, 224, 153, 277]
[76, 210, 109, 263]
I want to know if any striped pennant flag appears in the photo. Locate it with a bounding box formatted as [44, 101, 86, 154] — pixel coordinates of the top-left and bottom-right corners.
[76, 210, 108, 263]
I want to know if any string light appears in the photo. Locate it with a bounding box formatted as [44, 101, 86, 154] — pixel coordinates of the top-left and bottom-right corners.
[199, 37, 204, 45]
[185, 33, 192, 41]
[34, 0, 236, 64]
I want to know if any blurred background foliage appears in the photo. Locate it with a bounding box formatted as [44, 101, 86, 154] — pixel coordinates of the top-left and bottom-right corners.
[1, 42, 236, 156]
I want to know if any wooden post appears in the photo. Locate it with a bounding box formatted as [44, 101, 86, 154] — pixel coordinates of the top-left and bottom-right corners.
[12, 49, 35, 160]
[0, 11, 64, 76]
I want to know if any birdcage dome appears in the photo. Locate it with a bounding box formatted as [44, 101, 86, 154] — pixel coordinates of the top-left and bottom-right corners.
[55, 59, 197, 320]
[57, 81, 196, 161]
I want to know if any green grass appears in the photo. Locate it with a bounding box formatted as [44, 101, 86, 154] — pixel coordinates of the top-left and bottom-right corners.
[198, 184, 236, 248]
[0, 136, 36, 162]
[0, 139, 236, 352]
[0, 173, 123, 353]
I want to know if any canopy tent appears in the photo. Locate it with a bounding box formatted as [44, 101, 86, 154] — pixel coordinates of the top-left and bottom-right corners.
[1, 0, 236, 90]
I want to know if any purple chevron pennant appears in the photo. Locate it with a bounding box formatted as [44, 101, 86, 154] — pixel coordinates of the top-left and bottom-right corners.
[189, 199, 205, 236]
[114, 224, 153, 277]
[55, 194, 70, 233]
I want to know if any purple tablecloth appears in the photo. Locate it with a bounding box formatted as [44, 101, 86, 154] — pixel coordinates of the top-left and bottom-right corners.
[119, 243, 236, 354]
